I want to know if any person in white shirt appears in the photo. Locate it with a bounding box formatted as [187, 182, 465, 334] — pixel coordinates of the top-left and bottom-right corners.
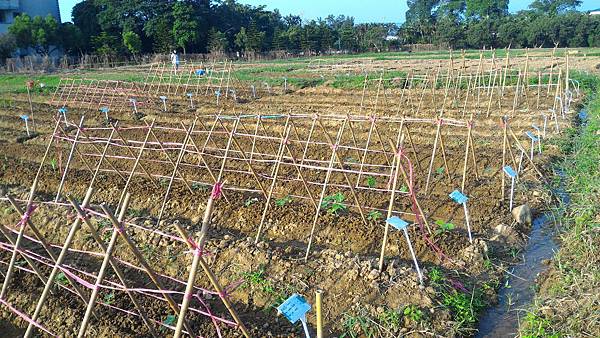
[170, 50, 180, 72]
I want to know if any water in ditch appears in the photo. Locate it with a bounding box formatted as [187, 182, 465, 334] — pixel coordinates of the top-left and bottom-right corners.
[476, 107, 585, 337]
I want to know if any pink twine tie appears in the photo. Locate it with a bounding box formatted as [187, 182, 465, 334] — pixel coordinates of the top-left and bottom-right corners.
[211, 182, 224, 200]
[17, 204, 37, 228]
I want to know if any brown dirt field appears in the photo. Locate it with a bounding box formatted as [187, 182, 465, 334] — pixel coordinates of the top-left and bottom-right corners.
[0, 62, 577, 337]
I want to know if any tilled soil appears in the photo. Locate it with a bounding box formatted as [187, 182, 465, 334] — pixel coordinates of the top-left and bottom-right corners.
[0, 78, 570, 337]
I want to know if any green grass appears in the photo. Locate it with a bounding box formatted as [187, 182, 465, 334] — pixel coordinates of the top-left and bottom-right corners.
[0, 74, 61, 94]
[519, 77, 599, 337]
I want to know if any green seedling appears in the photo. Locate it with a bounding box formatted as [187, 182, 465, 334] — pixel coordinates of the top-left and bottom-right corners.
[50, 158, 57, 172]
[245, 197, 259, 207]
[2, 207, 14, 216]
[378, 308, 401, 330]
[159, 178, 170, 188]
[275, 195, 292, 207]
[403, 305, 423, 322]
[103, 291, 115, 305]
[55, 272, 69, 286]
[435, 219, 455, 234]
[366, 176, 377, 188]
[191, 182, 209, 192]
[367, 210, 382, 222]
[341, 313, 374, 338]
[522, 312, 559, 338]
[141, 243, 155, 259]
[435, 166, 445, 176]
[442, 289, 485, 326]
[162, 314, 177, 330]
[321, 192, 347, 215]
[483, 258, 493, 271]
[399, 184, 409, 193]
[127, 208, 144, 218]
[428, 266, 444, 285]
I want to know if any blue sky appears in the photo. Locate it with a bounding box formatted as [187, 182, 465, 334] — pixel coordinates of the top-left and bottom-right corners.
[58, 0, 600, 23]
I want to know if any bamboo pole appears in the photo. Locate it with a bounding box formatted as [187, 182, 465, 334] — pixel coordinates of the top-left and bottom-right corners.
[282, 121, 319, 210]
[155, 118, 197, 226]
[305, 120, 346, 261]
[1, 118, 62, 299]
[100, 199, 196, 335]
[316, 290, 323, 338]
[461, 121, 474, 192]
[218, 120, 268, 198]
[117, 120, 157, 208]
[77, 195, 131, 337]
[167, 195, 251, 337]
[424, 120, 442, 193]
[438, 131, 452, 184]
[316, 118, 368, 225]
[6, 195, 94, 310]
[0, 224, 49, 288]
[378, 143, 404, 272]
[55, 116, 86, 202]
[255, 123, 292, 243]
[112, 123, 160, 189]
[23, 188, 104, 338]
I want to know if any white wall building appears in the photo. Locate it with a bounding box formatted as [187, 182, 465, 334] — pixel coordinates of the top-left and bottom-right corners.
[0, 0, 61, 34]
[589, 8, 600, 15]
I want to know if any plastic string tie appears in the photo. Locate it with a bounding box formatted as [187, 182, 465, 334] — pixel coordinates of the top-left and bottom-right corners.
[17, 204, 37, 228]
[211, 182, 224, 200]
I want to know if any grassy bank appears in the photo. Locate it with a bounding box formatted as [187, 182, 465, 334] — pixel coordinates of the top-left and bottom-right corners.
[519, 76, 599, 337]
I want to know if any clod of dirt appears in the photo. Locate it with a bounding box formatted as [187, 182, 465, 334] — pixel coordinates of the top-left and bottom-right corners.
[15, 133, 39, 143]
[512, 204, 533, 224]
[458, 239, 488, 270]
[492, 223, 524, 246]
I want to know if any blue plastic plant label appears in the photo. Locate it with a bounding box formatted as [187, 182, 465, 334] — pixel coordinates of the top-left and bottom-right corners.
[100, 107, 109, 113]
[58, 107, 67, 114]
[195, 69, 205, 76]
[387, 216, 409, 231]
[449, 190, 468, 204]
[215, 90, 221, 97]
[186, 93, 193, 97]
[159, 96, 167, 101]
[525, 131, 539, 141]
[503, 166, 517, 178]
[277, 294, 311, 324]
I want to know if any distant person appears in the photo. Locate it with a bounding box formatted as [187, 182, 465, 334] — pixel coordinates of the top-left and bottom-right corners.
[170, 50, 180, 72]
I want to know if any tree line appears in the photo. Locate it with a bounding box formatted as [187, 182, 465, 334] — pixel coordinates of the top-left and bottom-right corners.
[1, 0, 599, 60]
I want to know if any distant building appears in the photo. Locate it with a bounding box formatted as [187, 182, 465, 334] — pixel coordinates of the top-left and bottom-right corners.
[590, 8, 600, 15]
[0, 0, 61, 34]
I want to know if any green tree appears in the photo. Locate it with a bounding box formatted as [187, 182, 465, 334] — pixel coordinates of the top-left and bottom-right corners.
[148, 17, 174, 53]
[208, 28, 228, 53]
[72, 0, 101, 52]
[0, 34, 16, 62]
[123, 31, 142, 58]
[92, 32, 119, 57]
[9, 14, 60, 55]
[529, 0, 582, 14]
[247, 21, 266, 52]
[234, 27, 249, 52]
[172, 1, 199, 54]
[405, 0, 439, 42]
[59, 23, 84, 55]
[8, 14, 33, 50]
[466, 0, 509, 19]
